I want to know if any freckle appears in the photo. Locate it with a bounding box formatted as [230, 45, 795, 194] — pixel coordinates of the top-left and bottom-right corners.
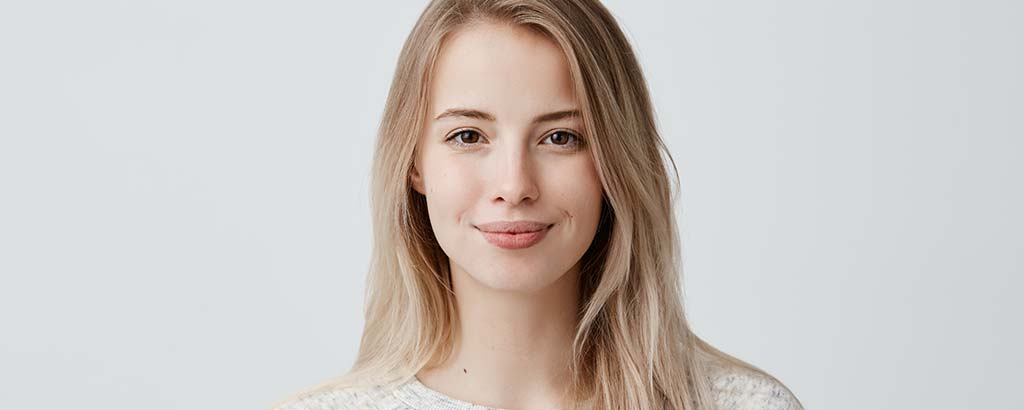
[463, 368, 467, 374]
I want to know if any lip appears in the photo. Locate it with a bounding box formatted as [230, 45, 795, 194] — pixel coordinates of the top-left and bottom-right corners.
[475, 220, 554, 250]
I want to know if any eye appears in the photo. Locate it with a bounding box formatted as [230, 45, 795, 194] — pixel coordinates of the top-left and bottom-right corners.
[543, 130, 583, 149]
[445, 129, 486, 148]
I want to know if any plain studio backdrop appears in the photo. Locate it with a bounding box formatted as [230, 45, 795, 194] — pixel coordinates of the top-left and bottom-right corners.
[1, 0, 1020, 409]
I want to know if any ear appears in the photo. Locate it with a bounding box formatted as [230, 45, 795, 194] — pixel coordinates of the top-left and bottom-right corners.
[409, 160, 426, 195]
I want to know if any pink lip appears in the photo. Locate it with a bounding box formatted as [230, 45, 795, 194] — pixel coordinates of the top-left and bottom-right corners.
[475, 220, 553, 250]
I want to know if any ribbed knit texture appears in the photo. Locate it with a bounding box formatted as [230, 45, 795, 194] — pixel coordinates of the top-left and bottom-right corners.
[275, 362, 802, 410]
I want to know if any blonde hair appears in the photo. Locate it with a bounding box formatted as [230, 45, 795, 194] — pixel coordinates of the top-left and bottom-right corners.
[275, 1, 798, 409]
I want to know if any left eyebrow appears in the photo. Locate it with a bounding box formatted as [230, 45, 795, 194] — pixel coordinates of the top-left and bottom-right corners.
[433, 108, 581, 124]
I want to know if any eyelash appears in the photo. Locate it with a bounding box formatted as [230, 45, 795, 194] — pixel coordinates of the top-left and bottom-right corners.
[445, 129, 585, 150]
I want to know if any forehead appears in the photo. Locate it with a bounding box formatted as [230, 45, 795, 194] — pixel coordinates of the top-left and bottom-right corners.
[428, 22, 576, 119]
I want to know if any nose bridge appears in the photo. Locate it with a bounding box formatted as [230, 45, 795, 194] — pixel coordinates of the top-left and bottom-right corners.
[492, 130, 539, 205]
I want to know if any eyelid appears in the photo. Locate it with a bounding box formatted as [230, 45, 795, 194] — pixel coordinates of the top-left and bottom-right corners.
[446, 127, 483, 138]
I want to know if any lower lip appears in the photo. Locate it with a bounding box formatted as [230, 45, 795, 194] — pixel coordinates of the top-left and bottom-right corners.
[478, 226, 551, 250]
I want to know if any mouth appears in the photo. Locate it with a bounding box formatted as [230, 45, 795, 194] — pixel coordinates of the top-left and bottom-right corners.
[475, 222, 554, 250]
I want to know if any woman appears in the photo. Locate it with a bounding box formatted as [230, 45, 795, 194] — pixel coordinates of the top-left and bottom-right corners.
[274, 1, 803, 409]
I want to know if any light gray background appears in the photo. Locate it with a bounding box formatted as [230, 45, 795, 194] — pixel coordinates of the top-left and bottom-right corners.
[1, 0, 1020, 409]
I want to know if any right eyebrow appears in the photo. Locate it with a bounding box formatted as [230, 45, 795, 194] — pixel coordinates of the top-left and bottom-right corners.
[434, 108, 496, 122]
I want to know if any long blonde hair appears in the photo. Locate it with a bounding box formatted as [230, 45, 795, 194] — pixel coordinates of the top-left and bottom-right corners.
[277, 1, 794, 409]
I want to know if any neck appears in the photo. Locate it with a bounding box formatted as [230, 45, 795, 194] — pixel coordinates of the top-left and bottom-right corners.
[416, 260, 582, 410]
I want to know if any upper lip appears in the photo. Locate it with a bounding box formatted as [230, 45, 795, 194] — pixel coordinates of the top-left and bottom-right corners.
[475, 220, 552, 233]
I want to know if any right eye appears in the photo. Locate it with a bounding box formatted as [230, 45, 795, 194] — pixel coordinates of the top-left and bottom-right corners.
[446, 129, 486, 147]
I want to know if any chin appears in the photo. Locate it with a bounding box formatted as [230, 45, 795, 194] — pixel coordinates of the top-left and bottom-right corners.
[466, 263, 563, 294]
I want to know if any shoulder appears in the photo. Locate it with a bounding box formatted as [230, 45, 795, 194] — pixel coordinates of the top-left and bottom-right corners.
[270, 382, 411, 410]
[705, 360, 804, 410]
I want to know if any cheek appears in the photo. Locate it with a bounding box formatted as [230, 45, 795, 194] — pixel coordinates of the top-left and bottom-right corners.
[422, 151, 480, 224]
[554, 157, 603, 226]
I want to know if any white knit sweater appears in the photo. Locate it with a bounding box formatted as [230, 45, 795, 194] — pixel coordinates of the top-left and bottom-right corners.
[274, 362, 803, 410]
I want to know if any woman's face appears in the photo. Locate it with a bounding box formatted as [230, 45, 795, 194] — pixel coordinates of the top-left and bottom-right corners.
[410, 22, 604, 294]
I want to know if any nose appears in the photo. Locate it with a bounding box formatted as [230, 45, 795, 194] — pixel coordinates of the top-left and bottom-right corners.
[492, 145, 540, 206]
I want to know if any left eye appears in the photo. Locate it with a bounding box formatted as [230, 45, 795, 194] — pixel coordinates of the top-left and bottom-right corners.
[544, 131, 580, 146]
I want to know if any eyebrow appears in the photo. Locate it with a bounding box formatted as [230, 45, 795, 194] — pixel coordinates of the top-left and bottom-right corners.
[433, 107, 581, 124]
